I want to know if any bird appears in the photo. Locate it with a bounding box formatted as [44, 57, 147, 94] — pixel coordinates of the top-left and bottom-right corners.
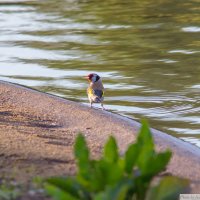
[85, 73, 105, 110]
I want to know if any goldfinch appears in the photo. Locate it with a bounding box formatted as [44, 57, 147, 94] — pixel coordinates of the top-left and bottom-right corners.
[85, 73, 105, 110]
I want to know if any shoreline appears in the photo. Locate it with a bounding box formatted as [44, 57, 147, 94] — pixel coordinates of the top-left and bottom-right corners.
[0, 80, 200, 195]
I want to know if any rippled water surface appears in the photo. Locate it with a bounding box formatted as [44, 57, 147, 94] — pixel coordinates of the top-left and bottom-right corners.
[0, 0, 200, 147]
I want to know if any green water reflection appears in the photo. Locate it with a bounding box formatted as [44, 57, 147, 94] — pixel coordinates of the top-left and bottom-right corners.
[0, 0, 200, 147]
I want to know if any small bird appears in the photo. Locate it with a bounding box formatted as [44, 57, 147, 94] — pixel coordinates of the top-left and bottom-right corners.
[85, 73, 105, 110]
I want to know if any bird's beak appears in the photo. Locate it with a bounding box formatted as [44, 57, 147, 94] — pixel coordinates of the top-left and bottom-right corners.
[84, 76, 89, 80]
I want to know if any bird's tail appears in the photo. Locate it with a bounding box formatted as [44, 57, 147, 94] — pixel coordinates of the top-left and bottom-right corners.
[91, 96, 101, 103]
[95, 96, 101, 103]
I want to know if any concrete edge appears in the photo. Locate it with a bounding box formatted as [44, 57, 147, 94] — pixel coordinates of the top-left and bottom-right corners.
[1, 79, 200, 158]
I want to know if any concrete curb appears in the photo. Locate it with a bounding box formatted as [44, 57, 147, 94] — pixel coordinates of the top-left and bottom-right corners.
[0, 80, 200, 193]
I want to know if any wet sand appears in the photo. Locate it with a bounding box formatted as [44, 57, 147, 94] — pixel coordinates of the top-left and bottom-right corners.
[0, 80, 200, 199]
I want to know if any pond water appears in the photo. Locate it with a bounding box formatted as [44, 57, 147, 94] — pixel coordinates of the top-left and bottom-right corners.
[0, 0, 200, 147]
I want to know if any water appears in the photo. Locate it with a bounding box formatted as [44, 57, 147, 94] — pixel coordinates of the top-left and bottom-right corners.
[0, 0, 200, 147]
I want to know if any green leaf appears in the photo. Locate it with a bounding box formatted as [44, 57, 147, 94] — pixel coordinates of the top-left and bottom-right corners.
[103, 136, 119, 163]
[46, 177, 89, 199]
[146, 176, 189, 200]
[45, 184, 79, 200]
[148, 151, 172, 175]
[136, 121, 171, 177]
[76, 159, 105, 192]
[125, 143, 140, 174]
[74, 133, 90, 166]
[137, 120, 154, 151]
[74, 134, 91, 183]
[136, 121, 155, 172]
[139, 151, 172, 176]
[96, 159, 124, 186]
[94, 178, 133, 200]
[134, 175, 152, 200]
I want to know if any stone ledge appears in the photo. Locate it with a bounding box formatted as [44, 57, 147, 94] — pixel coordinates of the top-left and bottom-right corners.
[0, 80, 199, 193]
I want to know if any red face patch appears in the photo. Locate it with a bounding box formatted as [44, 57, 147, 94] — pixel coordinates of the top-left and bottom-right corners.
[87, 73, 93, 80]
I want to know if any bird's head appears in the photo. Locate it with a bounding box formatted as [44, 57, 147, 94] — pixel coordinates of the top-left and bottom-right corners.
[85, 73, 100, 83]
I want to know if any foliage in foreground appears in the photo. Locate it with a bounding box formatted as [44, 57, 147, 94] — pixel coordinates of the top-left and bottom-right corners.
[44, 121, 188, 200]
[0, 182, 20, 200]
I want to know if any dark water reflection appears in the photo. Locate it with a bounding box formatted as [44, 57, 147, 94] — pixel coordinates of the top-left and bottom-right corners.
[0, 0, 200, 147]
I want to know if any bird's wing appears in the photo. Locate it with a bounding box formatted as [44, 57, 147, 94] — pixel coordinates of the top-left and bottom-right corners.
[94, 89, 104, 98]
[87, 88, 104, 98]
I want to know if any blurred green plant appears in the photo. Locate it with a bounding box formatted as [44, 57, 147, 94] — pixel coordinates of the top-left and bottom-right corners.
[44, 121, 188, 200]
[0, 182, 20, 200]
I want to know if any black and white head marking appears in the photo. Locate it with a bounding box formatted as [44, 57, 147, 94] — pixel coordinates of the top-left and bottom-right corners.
[91, 74, 100, 82]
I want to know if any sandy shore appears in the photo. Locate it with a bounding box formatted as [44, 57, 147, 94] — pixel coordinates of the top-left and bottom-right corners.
[0, 80, 200, 198]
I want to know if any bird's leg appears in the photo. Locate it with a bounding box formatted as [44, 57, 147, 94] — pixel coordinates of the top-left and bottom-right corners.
[90, 102, 93, 108]
[101, 103, 105, 110]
